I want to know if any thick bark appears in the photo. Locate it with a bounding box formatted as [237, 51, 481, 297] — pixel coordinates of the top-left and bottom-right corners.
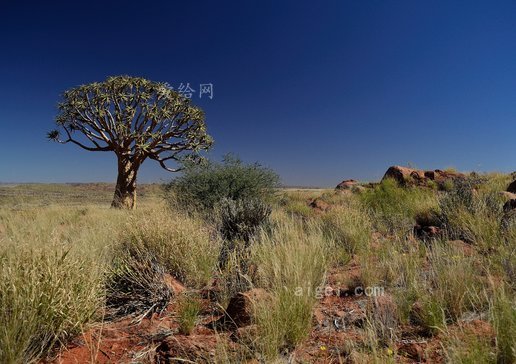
[111, 158, 138, 209]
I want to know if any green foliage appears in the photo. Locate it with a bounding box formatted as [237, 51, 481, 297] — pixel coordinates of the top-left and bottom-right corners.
[320, 197, 373, 256]
[50, 75, 212, 158]
[439, 176, 507, 249]
[177, 293, 202, 335]
[360, 178, 438, 234]
[166, 155, 280, 213]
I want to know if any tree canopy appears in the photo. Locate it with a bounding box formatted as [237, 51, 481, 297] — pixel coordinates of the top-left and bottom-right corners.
[48, 75, 213, 172]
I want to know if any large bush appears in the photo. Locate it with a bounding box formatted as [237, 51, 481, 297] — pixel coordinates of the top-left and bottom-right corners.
[166, 155, 280, 212]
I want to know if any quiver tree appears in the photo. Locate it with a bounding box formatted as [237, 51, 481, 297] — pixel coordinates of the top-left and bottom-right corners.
[48, 76, 213, 209]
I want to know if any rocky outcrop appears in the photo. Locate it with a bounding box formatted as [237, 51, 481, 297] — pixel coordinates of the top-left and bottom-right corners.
[309, 197, 330, 212]
[336, 179, 358, 190]
[383, 166, 424, 186]
[382, 166, 465, 189]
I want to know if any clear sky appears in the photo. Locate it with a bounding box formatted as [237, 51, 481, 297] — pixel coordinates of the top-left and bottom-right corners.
[1, 1, 515, 186]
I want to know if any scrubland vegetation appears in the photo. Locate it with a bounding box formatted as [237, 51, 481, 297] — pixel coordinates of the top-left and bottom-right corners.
[0, 165, 514, 363]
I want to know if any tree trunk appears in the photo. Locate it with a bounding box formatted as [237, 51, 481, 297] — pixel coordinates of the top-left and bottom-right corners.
[111, 158, 138, 209]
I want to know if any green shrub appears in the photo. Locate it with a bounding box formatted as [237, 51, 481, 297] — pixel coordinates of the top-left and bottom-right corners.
[360, 178, 438, 235]
[177, 293, 202, 335]
[166, 155, 280, 213]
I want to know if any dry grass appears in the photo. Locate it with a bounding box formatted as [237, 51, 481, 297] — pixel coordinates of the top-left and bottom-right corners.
[120, 205, 220, 288]
[251, 212, 329, 359]
[0, 178, 514, 363]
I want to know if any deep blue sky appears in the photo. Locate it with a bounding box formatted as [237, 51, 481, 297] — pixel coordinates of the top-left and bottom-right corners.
[1, 1, 515, 186]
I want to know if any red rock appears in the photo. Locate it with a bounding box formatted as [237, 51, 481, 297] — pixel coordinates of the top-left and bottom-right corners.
[163, 273, 186, 295]
[433, 169, 465, 183]
[398, 342, 425, 361]
[382, 165, 464, 189]
[336, 179, 358, 190]
[383, 166, 422, 186]
[309, 197, 330, 212]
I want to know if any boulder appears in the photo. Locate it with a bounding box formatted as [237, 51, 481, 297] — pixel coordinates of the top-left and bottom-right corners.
[382, 166, 423, 186]
[507, 180, 516, 194]
[382, 165, 465, 189]
[432, 169, 465, 183]
[336, 179, 358, 190]
[308, 197, 330, 212]
[398, 342, 425, 361]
